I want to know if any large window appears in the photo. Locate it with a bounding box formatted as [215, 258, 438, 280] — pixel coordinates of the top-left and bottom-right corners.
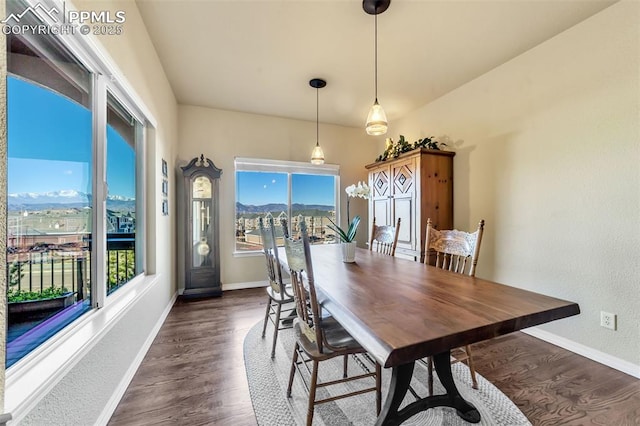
[235, 158, 339, 252]
[6, 22, 146, 367]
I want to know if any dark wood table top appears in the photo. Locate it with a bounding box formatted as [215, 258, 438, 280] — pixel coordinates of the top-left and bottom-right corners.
[280, 244, 580, 368]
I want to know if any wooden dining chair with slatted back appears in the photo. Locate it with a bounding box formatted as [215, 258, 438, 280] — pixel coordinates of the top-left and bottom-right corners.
[258, 217, 295, 358]
[369, 217, 401, 256]
[423, 217, 485, 395]
[283, 221, 381, 426]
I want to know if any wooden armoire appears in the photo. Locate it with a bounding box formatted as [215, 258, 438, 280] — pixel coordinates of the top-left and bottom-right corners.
[366, 148, 454, 261]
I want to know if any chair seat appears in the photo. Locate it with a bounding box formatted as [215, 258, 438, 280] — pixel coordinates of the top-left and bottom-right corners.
[294, 318, 363, 359]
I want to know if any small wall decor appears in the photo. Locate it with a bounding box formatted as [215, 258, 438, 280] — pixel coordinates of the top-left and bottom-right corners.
[161, 158, 168, 177]
[161, 158, 169, 215]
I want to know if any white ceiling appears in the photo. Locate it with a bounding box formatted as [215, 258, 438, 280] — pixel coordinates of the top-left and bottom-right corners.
[135, 0, 616, 128]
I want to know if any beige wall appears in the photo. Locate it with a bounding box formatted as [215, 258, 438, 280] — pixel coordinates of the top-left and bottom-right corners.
[178, 105, 380, 286]
[392, 1, 640, 366]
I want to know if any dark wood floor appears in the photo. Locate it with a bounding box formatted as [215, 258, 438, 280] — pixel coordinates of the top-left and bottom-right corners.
[109, 288, 640, 426]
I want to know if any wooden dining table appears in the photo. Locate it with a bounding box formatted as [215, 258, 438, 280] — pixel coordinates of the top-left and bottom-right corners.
[279, 244, 580, 425]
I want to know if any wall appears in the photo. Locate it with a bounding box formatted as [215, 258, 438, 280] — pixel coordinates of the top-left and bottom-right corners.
[6, 0, 179, 424]
[392, 1, 640, 368]
[178, 105, 379, 286]
[0, 0, 6, 416]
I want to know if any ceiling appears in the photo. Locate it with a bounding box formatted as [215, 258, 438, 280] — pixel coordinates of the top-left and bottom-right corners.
[135, 0, 616, 128]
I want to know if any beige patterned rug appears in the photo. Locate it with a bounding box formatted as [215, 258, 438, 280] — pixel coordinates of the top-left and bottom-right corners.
[244, 320, 531, 425]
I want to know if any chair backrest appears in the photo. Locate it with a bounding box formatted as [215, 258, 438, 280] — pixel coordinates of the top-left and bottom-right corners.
[424, 218, 485, 277]
[282, 221, 324, 350]
[258, 217, 287, 298]
[369, 217, 401, 256]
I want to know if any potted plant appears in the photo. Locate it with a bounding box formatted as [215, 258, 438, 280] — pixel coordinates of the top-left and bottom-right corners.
[327, 181, 370, 262]
[8, 286, 75, 323]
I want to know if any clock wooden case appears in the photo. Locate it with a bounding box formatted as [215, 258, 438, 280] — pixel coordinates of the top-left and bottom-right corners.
[180, 154, 222, 298]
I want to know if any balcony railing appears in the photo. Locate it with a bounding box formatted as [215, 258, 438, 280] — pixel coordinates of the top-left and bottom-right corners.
[7, 233, 136, 301]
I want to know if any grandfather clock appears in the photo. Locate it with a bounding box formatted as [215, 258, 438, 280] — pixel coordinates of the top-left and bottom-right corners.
[181, 154, 222, 298]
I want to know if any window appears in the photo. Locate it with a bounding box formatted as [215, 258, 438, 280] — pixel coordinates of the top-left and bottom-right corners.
[5, 22, 146, 367]
[106, 92, 142, 294]
[235, 158, 339, 252]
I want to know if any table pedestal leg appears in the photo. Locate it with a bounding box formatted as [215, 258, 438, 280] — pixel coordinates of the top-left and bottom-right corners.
[374, 351, 480, 425]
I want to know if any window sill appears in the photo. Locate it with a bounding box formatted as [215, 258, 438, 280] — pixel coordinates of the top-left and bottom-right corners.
[5, 273, 160, 422]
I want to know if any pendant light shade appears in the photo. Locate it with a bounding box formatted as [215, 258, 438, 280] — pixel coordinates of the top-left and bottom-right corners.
[311, 143, 325, 165]
[309, 78, 326, 165]
[364, 0, 390, 136]
[366, 99, 388, 136]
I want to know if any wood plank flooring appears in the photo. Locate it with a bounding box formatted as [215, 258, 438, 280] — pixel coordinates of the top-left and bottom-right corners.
[109, 288, 640, 426]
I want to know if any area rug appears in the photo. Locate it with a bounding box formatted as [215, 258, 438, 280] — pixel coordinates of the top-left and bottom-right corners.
[244, 321, 531, 425]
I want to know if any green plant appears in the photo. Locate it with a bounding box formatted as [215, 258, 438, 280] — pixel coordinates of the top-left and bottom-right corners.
[376, 135, 447, 162]
[108, 249, 135, 290]
[327, 215, 361, 243]
[8, 260, 25, 289]
[8, 286, 71, 303]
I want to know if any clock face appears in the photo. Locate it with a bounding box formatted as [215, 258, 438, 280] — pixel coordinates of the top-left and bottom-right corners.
[192, 176, 212, 199]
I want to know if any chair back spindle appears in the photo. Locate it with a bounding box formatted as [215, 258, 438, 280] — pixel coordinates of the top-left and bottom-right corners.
[283, 221, 323, 349]
[424, 218, 484, 277]
[369, 217, 401, 256]
[258, 217, 287, 298]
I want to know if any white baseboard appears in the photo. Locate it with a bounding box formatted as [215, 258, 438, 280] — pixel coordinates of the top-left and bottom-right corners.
[95, 291, 178, 425]
[222, 280, 267, 291]
[522, 327, 640, 379]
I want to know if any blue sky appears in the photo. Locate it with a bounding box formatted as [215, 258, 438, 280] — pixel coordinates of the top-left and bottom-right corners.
[236, 171, 335, 206]
[7, 76, 135, 198]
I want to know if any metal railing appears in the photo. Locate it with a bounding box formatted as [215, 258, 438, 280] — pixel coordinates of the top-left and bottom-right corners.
[7, 233, 136, 301]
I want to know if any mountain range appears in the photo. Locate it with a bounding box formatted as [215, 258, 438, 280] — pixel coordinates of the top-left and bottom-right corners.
[236, 202, 333, 214]
[8, 190, 135, 210]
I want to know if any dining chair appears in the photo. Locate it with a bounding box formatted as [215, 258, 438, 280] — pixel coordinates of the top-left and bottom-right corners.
[423, 217, 485, 394]
[258, 217, 295, 358]
[369, 217, 401, 256]
[283, 221, 381, 426]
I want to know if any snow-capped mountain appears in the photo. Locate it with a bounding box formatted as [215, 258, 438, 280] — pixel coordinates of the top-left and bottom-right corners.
[8, 190, 134, 210]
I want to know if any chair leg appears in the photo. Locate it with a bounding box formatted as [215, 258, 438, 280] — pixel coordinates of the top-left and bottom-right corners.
[465, 345, 479, 390]
[427, 356, 434, 396]
[375, 362, 382, 415]
[306, 360, 319, 426]
[343, 354, 348, 378]
[261, 297, 272, 338]
[271, 303, 282, 358]
[287, 343, 299, 397]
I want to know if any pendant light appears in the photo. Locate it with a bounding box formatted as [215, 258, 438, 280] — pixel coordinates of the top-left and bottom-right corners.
[364, 0, 390, 136]
[310, 78, 326, 165]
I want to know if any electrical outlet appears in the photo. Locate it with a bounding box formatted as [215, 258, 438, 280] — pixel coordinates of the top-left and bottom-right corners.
[600, 311, 617, 330]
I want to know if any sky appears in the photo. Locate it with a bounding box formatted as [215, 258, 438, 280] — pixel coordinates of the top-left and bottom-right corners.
[7, 76, 136, 198]
[236, 171, 335, 206]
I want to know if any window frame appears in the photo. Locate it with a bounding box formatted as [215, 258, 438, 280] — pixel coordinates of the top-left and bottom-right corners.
[5, 0, 156, 417]
[234, 157, 340, 257]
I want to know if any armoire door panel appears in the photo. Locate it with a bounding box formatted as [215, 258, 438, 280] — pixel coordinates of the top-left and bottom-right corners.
[393, 197, 413, 248]
[373, 199, 390, 226]
[372, 169, 390, 198]
[392, 162, 415, 196]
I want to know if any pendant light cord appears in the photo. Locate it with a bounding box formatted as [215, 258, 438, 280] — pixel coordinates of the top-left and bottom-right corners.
[374, 13, 378, 101]
[316, 87, 319, 146]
